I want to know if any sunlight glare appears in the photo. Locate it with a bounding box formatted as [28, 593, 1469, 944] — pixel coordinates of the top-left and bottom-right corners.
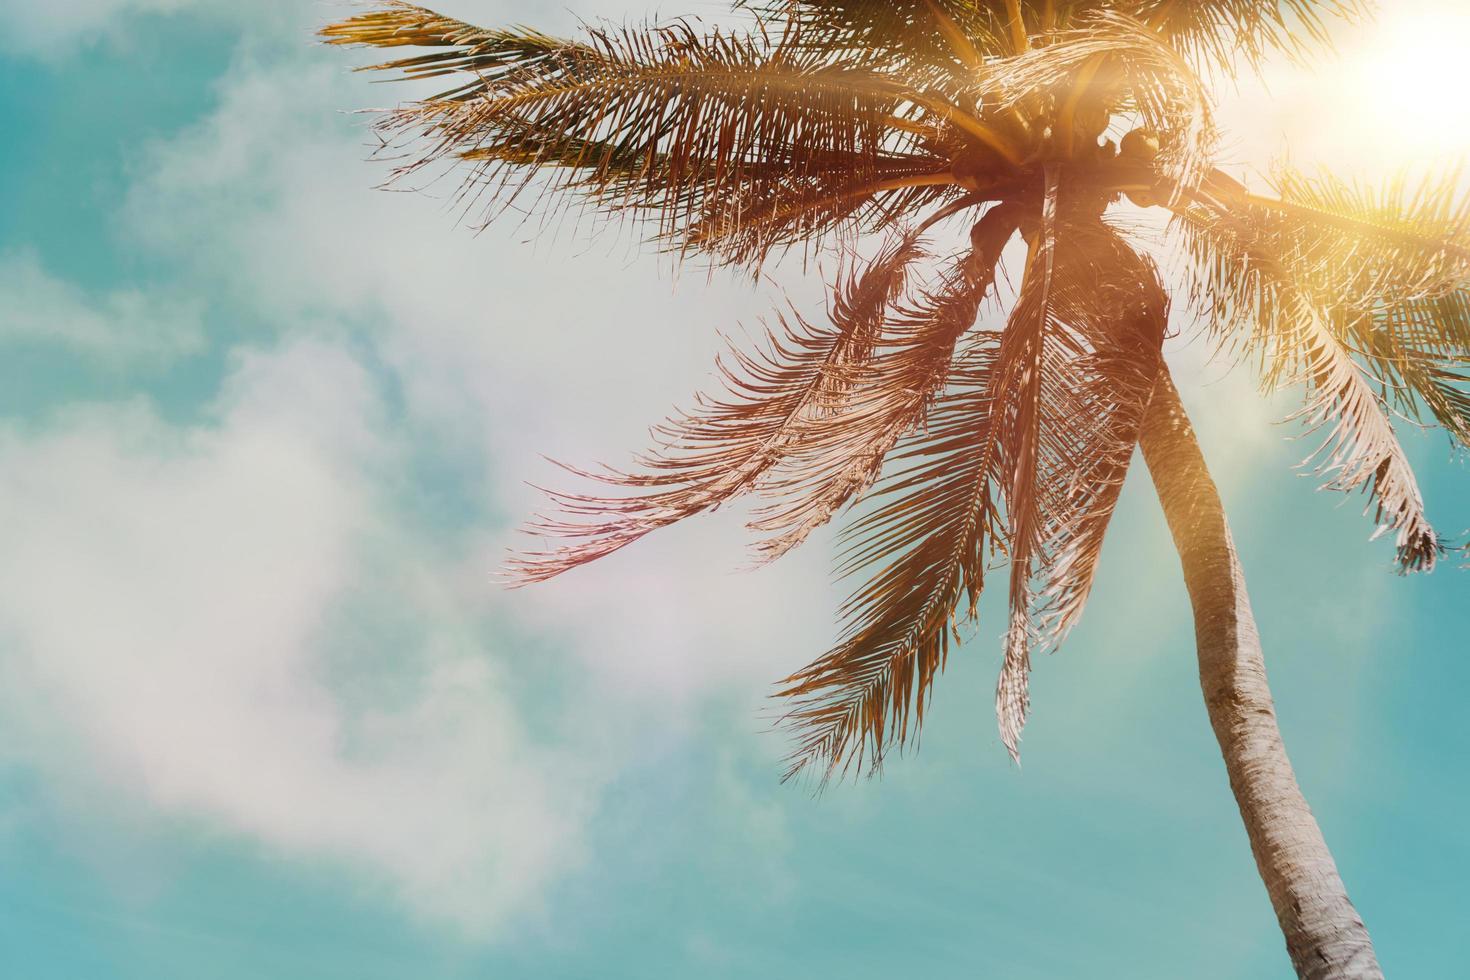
[1344, 6, 1470, 164]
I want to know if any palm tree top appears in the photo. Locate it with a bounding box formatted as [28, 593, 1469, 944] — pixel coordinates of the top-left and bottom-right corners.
[321, 0, 1469, 782]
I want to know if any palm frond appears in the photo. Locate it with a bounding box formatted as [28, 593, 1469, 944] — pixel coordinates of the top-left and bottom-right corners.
[776, 173, 1174, 776]
[777, 322, 1006, 782]
[1258, 170, 1470, 449]
[1341, 301, 1470, 448]
[989, 168, 1066, 761]
[741, 0, 1005, 82]
[1172, 172, 1461, 569]
[749, 1, 1360, 79]
[320, 3, 578, 98]
[1034, 225, 1169, 643]
[774, 203, 1019, 782]
[1138, 0, 1363, 77]
[684, 169, 961, 269]
[990, 199, 1172, 762]
[1206, 168, 1470, 321]
[1291, 296, 1443, 572]
[506, 231, 927, 584]
[751, 201, 1020, 562]
[322, 7, 953, 262]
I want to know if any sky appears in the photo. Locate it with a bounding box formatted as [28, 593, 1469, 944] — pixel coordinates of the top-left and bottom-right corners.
[0, 2, 1466, 978]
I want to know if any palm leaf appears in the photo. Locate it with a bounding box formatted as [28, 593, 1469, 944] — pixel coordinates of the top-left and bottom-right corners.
[1034, 225, 1170, 644]
[1194, 168, 1470, 326]
[751, 201, 1020, 562]
[777, 323, 1005, 782]
[751, 1, 1360, 78]
[775, 173, 1172, 776]
[743, 0, 1005, 81]
[1341, 301, 1470, 448]
[990, 168, 1064, 761]
[681, 168, 961, 269]
[1172, 175, 1455, 569]
[322, 8, 952, 261]
[775, 203, 1020, 781]
[506, 231, 927, 584]
[1139, 0, 1363, 76]
[321, 2, 579, 99]
[1291, 296, 1443, 572]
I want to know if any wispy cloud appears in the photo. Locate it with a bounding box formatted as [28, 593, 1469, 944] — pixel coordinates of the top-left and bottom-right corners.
[0, 249, 204, 365]
[0, 0, 205, 56]
[0, 1, 830, 937]
[0, 339, 600, 937]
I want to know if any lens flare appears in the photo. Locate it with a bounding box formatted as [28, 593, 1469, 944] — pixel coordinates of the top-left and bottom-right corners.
[1344, 7, 1470, 164]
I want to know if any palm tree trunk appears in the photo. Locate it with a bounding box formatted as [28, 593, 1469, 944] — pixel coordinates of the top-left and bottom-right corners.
[1137, 369, 1382, 979]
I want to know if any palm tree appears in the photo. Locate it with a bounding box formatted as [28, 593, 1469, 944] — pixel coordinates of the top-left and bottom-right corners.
[321, 2, 1468, 975]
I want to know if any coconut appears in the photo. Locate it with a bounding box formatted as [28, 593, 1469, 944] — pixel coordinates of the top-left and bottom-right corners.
[1119, 128, 1161, 162]
[951, 147, 1001, 192]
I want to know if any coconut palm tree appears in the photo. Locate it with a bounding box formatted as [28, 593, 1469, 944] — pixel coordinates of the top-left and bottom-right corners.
[321, 2, 1469, 976]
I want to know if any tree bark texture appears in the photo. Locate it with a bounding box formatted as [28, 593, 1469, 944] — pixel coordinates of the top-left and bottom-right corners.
[1137, 369, 1382, 979]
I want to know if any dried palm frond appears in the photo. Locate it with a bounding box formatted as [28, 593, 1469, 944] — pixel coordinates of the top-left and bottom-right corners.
[772, 204, 1020, 781]
[1172, 169, 1462, 568]
[1181, 167, 1470, 343]
[989, 169, 1065, 761]
[779, 176, 1173, 778]
[1290, 297, 1443, 572]
[987, 171, 1167, 760]
[1340, 301, 1470, 449]
[1034, 226, 1169, 642]
[1135, 0, 1364, 76]
[776, 320, 1006, 781]
[324, 6, 959, 261]
[778, 342, 1008, 778]
[742, 0, 1004, 83]
[321, 3, 582, 99]
[684, 168, 961, 268]
[750, 201, 1020, 561]
[508, 230, 927, 584]
[751, 0, 1360, 76]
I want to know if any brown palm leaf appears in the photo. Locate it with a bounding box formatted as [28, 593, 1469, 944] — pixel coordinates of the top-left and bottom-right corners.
[1292, 298, 1443, 571]
[778, 178, 1170, 776]
[753, 1, 1360, 75]
[777, 315, 1007, 781]
[1034, 225, 1170, 643]
[1172, 176, 1452, 569]
[323, 7, 955, 258]
[749, 201, 1020, 562]
[507, 230, 926, 584]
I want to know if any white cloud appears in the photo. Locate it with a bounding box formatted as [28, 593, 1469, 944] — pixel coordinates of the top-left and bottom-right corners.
[0, 1, 829, 934]
[0, 339, 599, 937]
[0, 0, 205, 56]
[0, 249, 204, 365]
[117, 7, 841, 700]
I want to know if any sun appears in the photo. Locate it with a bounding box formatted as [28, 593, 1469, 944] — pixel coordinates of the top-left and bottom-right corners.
[1341, 3, 1470, 166]
[1211, 2, 1470, 177]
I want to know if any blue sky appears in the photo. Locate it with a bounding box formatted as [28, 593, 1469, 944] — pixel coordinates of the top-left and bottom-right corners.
[0, 2, 1466, 978]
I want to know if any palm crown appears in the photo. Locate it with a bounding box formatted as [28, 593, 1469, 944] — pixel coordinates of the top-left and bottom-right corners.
[322, 0, 1469, 783]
